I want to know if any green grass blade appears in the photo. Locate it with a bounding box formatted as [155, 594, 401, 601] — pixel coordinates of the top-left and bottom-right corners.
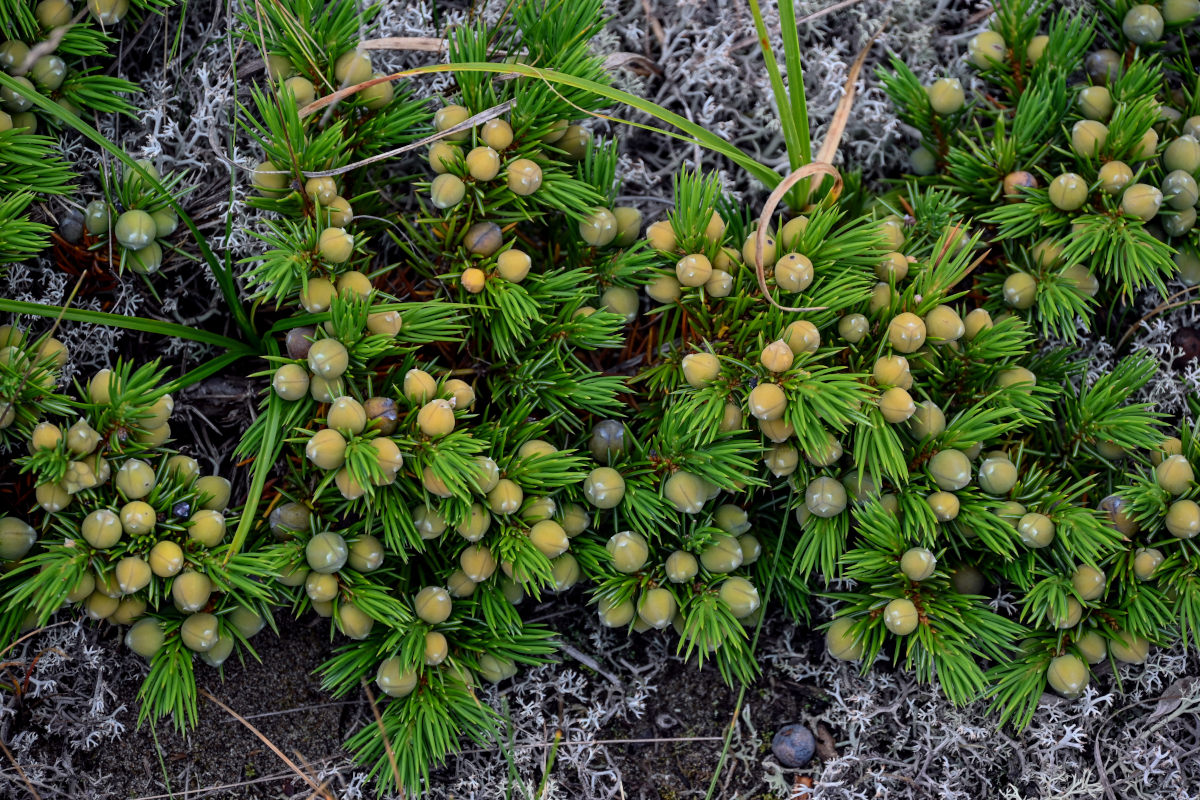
[314, 62, 780, 190]
[0, 298, 252, 353]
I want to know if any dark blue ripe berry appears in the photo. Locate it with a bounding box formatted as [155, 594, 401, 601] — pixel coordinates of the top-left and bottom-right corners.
[173, 501, 191, 519]
[771, 723, 816, 768]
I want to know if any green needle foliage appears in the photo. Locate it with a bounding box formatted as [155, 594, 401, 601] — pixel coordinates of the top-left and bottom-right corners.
[2, 0, 1200, 795]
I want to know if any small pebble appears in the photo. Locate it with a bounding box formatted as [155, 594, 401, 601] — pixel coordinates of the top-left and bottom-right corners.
[772, 722, 816, 767]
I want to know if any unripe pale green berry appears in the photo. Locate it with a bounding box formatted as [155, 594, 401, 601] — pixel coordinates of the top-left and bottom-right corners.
[0, 517, 35, 561]
[528, 519, 569, 558]
[739, 534, 762, 566]
[1085, 48, 1122, 84]
[125, 618, 165, 658]
[196, 479, 231, 511]
[598, 596, 635, 627]
[606, 530, 648, 573]
[1003, 272, 1038, 310]
[413, 504, 446, 540]
[645, 219, 676, 251]
[666, 550, 699, 583]
[1134, 547, 1163, 580]
[376, 656, 418, 697]
[417, 399, 455, 437]
[698, 534, 742, 573]
[1164, 208, 1197, 238]
[1049, 172, 1089, 210]
[887, 312, 926, 353]
[30, 55, 66, 91]
[82, 509, 123, 549]
[764, 443, 799, 477]
[581, 467, 624, 509]
[1165, 499, 1200, 538]
[879, 387, 916, 424]
[1070, 121, 1108, 159]
[1131, 127, 1159, 161]
[909, 146, 935, 175]
[805, 476, 847, 518]
[909, 401, 946, 439]
[1164, 170, 1199, 211]
[868, 282, 893, 314]
[335, 602, 374, 640]
[1152, 436, 1184, 466]
[333, 48, 372, 85]
[36, 0, 72, 27]
[304, 176, 338, 206]
[968, 30, 1006, 68]
[996, 366, 1036, 392]
[1098, 160, 1133, 196]
[118, 500, 154, 535]
[589, 419, 625, 464]
[838, 313, 869, 343]
[884, 597, 919, 635]
[748, 383, 787, 421]
[681, 352, 720, 388]
[463, 221, 502, 256]
[799, 429, 840, 466]
[826, 617, 863, 661]
[428, 141, 459, 174]
[507, 158, 542, 195]
[742, 231, 777, 268]
[307, 339, 349, 380]
[423, 630, 448, 665]
[924, 305, 964, 343]
[648, 273, 682, 302]
[114, 458, 155, 499]
[1122, 4, 1164, 43]
[719, 577, 760, 618]
[576, 208, 617, 248]
[460, 544, 497, 582]
[172, 570, 212, 613]
[434, 104, 471, 140]
[927, 490, 960, 521]
[873, 355, 912, 388]
[1155, 454, 1194, 494]
[977, 457, 1018, 495]
[481, 118, 514, 150]
[487, 479, 523, 515]
[1164, 136, 1200, 173]
[1072, 564, 1106, 601]
[305, 571, 338, 602]
[1079, 85, 1112, 120]
[188, 510, 225, 547]
[1046, 653, 1088, 697]
[611, 206, 642, 247]
[359, 72, 394, 109]
[430, 173, 466, 210]
[299, 277, 335, 314]
[775, 253, 813, 292]
[1121, 184, 1163, 221]
[927, 78, 965, 115]
[414, 586, 452, 624]
[178, 613, 220, 653]
[1075, 629, 1107, 664]
[900, 547, 936, 582]
[1017, 512, 1055, 548]
[676, 254, 712, 287]
[306, 428, 347, 471]
[760, 340, 794, 373]
[305, 532, 348, 574]
[637, 588, 677, 629]
[1052, 597, 1083, 629]
[472, 457, 500, 495]
[343, 535, 384, 574]
[335, 271, 371, 300]
[114, 556, 152, 595]
[1109, 630, 1149, 664]
[664, 471, 707, 513]
[1060, 264, 1099, 297]
[318, 226, 354, 263]
[601, 286, 638, 323]
[282, 76, 314, 106]
[309, 376, 343, 404]
[1164, 0, 1200, 22]
[402, 368, 437, 403]
[324, 396, 365, 436]
[114, 210, 156, 250]
[148, 540, 184, 577]
[83, 589, 119, 620]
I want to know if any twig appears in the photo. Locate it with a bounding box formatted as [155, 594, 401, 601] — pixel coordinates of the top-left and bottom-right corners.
[796, 0, 870, 27]
[199, 688, 333, 800]
[1116, 284, 1200, 352]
